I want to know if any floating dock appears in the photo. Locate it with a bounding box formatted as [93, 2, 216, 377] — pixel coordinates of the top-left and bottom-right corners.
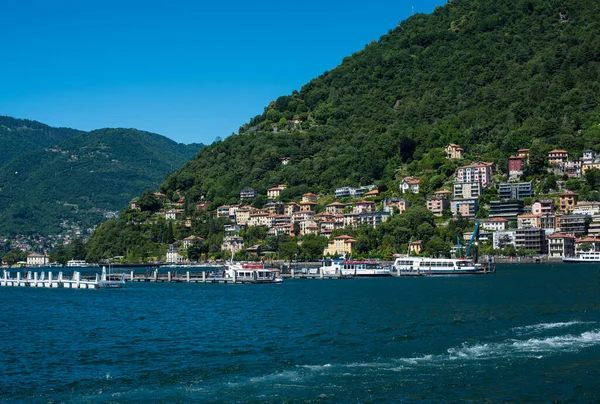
[1, 267, 125, 289]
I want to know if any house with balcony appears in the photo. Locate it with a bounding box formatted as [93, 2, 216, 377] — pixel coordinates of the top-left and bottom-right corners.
[427, 195, 450, 217]
[547, 233, 575, 258]
[299, 201, 317, 212]
[267, 184, 287, 200]
[265, 201, 285, 215]
[573, 201, 600, 216]
[291, 210, 315, 223]
[515, 227, 547, 254]
[532, 199, 554, 215]
[301, 192, 319, 203]
[450, 198, 479, 218]
[517, 213, 541, 229]
[26, 252, 48, 267]
[587, 215, 600, 238]
[235, 208, 252, 226]
[400, 177, 420, 194]
[455, 162, 493, 188]
[239, 187, 257, 199]
[558, 214, 590, 237]
[182, 235, 203, 249]
[285, 202, 301, 216]
[559, 191, 578, 212]
[353, 200, 375, 214]
[548, 149, 568, 166]
[498, 182, 533, 200]
[357, 211, 391, 227]
[482, 217, 509, 231]
[221, 236, 244, 254]
[489, 200, 525, 218]
[326, 202, 346, 215]
[384, 198, 411, 214]
[453, 182, 482, 199]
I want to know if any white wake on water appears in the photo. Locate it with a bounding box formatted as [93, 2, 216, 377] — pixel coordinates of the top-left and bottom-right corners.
[512, 321, 596, 334]
[298, 326, 600, 375]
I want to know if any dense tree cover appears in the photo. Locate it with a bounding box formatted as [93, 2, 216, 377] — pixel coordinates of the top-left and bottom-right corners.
[0, 124, 203, 237]
[156, 0, 600, 211]
[0, 116, 82, 166]
[88, 0, 600, 259]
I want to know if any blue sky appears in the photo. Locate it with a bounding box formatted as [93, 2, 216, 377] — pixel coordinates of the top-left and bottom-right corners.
[1, 0, 445, 145]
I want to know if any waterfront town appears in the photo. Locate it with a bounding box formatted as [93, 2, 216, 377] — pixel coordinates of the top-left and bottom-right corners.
[7, 144, 600, 267]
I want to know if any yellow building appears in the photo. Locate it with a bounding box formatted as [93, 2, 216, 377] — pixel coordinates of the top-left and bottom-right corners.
[324, 235, 356, 257]
[409, 240, 422, 255]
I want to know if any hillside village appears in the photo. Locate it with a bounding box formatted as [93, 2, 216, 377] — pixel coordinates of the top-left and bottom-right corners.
[101, 143, 600, 265]
[6, 139, 600, 268]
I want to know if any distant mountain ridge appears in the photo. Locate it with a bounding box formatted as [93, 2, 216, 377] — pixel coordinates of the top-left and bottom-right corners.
[0, 116, 83, 165]
[0, 117, 204, 238]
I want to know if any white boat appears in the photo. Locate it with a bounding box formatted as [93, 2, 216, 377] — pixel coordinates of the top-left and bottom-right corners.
[66, 260, 90, 268]
[224, 263, 283, 284]
[320, 258, 391, 277]
[392, 257, 491, 275]
[562, 251, 600, 263]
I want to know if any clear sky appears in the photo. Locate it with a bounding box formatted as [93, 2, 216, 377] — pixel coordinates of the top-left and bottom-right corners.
[1, 0, 445, 145]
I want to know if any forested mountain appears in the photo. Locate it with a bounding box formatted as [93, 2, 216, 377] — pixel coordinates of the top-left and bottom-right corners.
[159, 0, 600, 206]
[85, 0, 600, 261]
[0, 116, 83, 165]
[0, 123, 203, 237]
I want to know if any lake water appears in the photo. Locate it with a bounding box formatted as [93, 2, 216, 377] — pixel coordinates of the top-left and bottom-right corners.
[1, 264, 599, 403]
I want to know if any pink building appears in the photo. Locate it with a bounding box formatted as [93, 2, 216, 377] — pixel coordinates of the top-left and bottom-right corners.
[427, 197, 449, 217]
[455, 162, 493, 188]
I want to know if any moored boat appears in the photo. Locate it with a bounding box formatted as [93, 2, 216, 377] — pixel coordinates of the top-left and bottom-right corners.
[66, 260, 90, 268]
[393, 257, 493, 275]
[562, 251, 600, 263]
[224, 262, 283, 284]
[320, 258, 391, 277]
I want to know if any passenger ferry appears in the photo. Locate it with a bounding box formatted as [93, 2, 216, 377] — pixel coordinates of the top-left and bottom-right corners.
[562, 251, 600, 263]
[392, 257, 491, 275]
[66, 260, 90, 268]
[320, 258, 391, 277]
[224, 263, 283, 284]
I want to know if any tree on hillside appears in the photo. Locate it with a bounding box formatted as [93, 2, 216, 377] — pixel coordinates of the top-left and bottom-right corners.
[585, 168, 600, 190]
[138, 190, 162, 213]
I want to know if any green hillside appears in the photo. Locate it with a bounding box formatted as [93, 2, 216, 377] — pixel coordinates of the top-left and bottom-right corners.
[0, 125, 203, 236]
[161, 0, 600, 205]
[85, 0, 600, 261]
[0, 116, 82, 165]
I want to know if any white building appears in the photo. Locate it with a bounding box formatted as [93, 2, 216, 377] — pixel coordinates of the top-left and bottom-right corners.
[26, 252, 49, 267]
[482, 218, 509, 231]
[399, 177, 420, 194]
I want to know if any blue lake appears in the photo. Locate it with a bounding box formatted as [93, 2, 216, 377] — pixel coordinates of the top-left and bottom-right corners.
[1, 264, 599, 403]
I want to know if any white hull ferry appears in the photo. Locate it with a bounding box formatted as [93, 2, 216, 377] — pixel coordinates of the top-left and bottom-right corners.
[66, 260, 90, 268]
[562, 251, 600, 263]
[320, 259, 391, 277]
[393, 257, 491, 276]
[224, 263, 283, 284]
